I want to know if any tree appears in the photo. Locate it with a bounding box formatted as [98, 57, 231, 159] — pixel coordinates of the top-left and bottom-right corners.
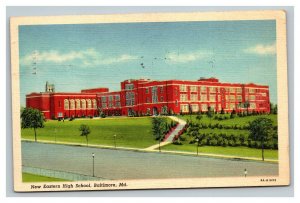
[270, 103, 278, 114]
[79, 124, 91, 146]
[248, 118, 273, 161]
[207, 106, 213, 123]
[21, 108, 45, 142]
[188, 125, 205, 155]
[151, 117, 166, 152]
[196, 114, 203, 124]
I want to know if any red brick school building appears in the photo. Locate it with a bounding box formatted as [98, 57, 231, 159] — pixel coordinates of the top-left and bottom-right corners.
[26, 78, 270, 119]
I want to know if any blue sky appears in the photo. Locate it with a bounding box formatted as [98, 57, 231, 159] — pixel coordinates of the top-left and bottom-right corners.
[19, 20, 277, 106]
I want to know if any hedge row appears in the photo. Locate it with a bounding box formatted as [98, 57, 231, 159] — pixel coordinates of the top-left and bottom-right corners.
[175, 132, 278, 150]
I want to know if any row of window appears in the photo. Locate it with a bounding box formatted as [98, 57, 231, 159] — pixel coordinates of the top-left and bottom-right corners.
[101, 102, 121, 108]
[63, 99, 97, 110]
[101, 95, 120, 102]
[145, 86, 164, 94]
[180, 102, 257, 112]
[179, 93, 261, 102]
[179, 85, 244, 93]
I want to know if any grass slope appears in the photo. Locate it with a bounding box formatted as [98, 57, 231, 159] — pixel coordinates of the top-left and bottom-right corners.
[22, 173, 67, 182]
[21, 117, 161, 148]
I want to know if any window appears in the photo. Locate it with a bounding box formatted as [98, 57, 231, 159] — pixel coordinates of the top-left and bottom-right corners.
[237, 95, 242, 102]
[201, 94, 207, 102]
[261, 93, 267, 97]
[116, 102, 121, 107]
[81, 99, 86, 110]
[146, 97, 150, 103]
[218, 104, 222, 110]
[115, 95, 120, 101]
[101, 96, 107, 102]
[210, 104, 216, 110]
[249, 88, 256, 93]
[180, 85, 187, 92]
[75, 99, 81, 109]
[160, 96, 164, 102]
[226, 103, 229, 109]
[57, 112, 63, 118]
[175, 100, 178, 107]
[201, 86, 207, 92]
[190, 86, 197, 92]
[250, 103, 256, 109]
[109, 95, 113, 102]
[180, 94, 187, 102]
[229, 88, 235, 93]
[160, 86, 163, 93]
[125, 83, 134, 90]
[190, 94, 198, 101]
[229, 95, 235, 102]
[249, 95, 256, 100]
[145, 88, 149, 94]
[180, 104, 189, 112]
[152, 86, 158, 103]
[209, 87, 216, 93]
[236, 88, 242, 94]
[230, 103, 235, 110]
[191, 104, 199, 112]
[102, 103, 107, 108]
[86, 99, 92, 109]
[201, 104, 208, 111]
[218, 95, 221, 101]
[209, 95, 216, 102]
[126, 92, 135, 106]
[92, 99, 97, 109]
[70, 99, 75, 110]
[64, 99, 69, 110]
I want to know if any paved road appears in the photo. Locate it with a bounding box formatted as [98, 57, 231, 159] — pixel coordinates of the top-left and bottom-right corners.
[22, 141, 278, 180]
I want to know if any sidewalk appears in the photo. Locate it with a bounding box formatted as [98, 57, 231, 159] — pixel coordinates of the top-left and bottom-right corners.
[144, 116, 186, 150]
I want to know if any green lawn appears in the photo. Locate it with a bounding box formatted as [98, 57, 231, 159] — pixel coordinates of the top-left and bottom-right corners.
[178, 114, 278, 127]
[22, 173, 67, 182]
[161, 144, 278, 160]
[21, 117, 164, 148]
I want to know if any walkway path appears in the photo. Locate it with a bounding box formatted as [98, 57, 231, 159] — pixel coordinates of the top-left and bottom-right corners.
[144, 116, 186, 150]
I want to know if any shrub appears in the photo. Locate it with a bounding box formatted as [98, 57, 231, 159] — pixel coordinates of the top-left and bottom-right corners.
[100, 112, 106, 118]
[173, 140, 182, 145]
[228, 140, 235, 147]
[209, 139, 218, 146]
[222, 139, 228, 147]
[180, 134, 187, 141]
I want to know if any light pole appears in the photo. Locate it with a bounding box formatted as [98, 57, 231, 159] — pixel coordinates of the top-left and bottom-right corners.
[244, 168, 247, 177]
[196, 138, 199, 155]
[114, 134, 117, 149]
[92, 153, 95, 177]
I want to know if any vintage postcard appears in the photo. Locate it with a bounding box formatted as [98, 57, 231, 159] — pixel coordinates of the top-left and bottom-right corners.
[10, 10, 289, 192]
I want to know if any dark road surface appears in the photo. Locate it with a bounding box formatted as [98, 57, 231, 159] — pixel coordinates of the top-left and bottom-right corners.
[22, 141, 278, 180]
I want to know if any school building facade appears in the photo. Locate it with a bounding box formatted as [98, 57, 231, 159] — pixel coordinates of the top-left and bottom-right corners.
[26, 78, 270, 119]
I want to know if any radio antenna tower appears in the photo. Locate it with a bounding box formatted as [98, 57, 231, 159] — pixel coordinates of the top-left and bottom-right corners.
[32, 50, 38, 75]
[208, 48, 216, 77]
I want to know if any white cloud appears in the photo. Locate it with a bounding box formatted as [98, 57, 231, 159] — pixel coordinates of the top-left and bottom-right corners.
[20, 49, 139, 66]
[243, 42, 276, 55]
[166, 50, 211, 63]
